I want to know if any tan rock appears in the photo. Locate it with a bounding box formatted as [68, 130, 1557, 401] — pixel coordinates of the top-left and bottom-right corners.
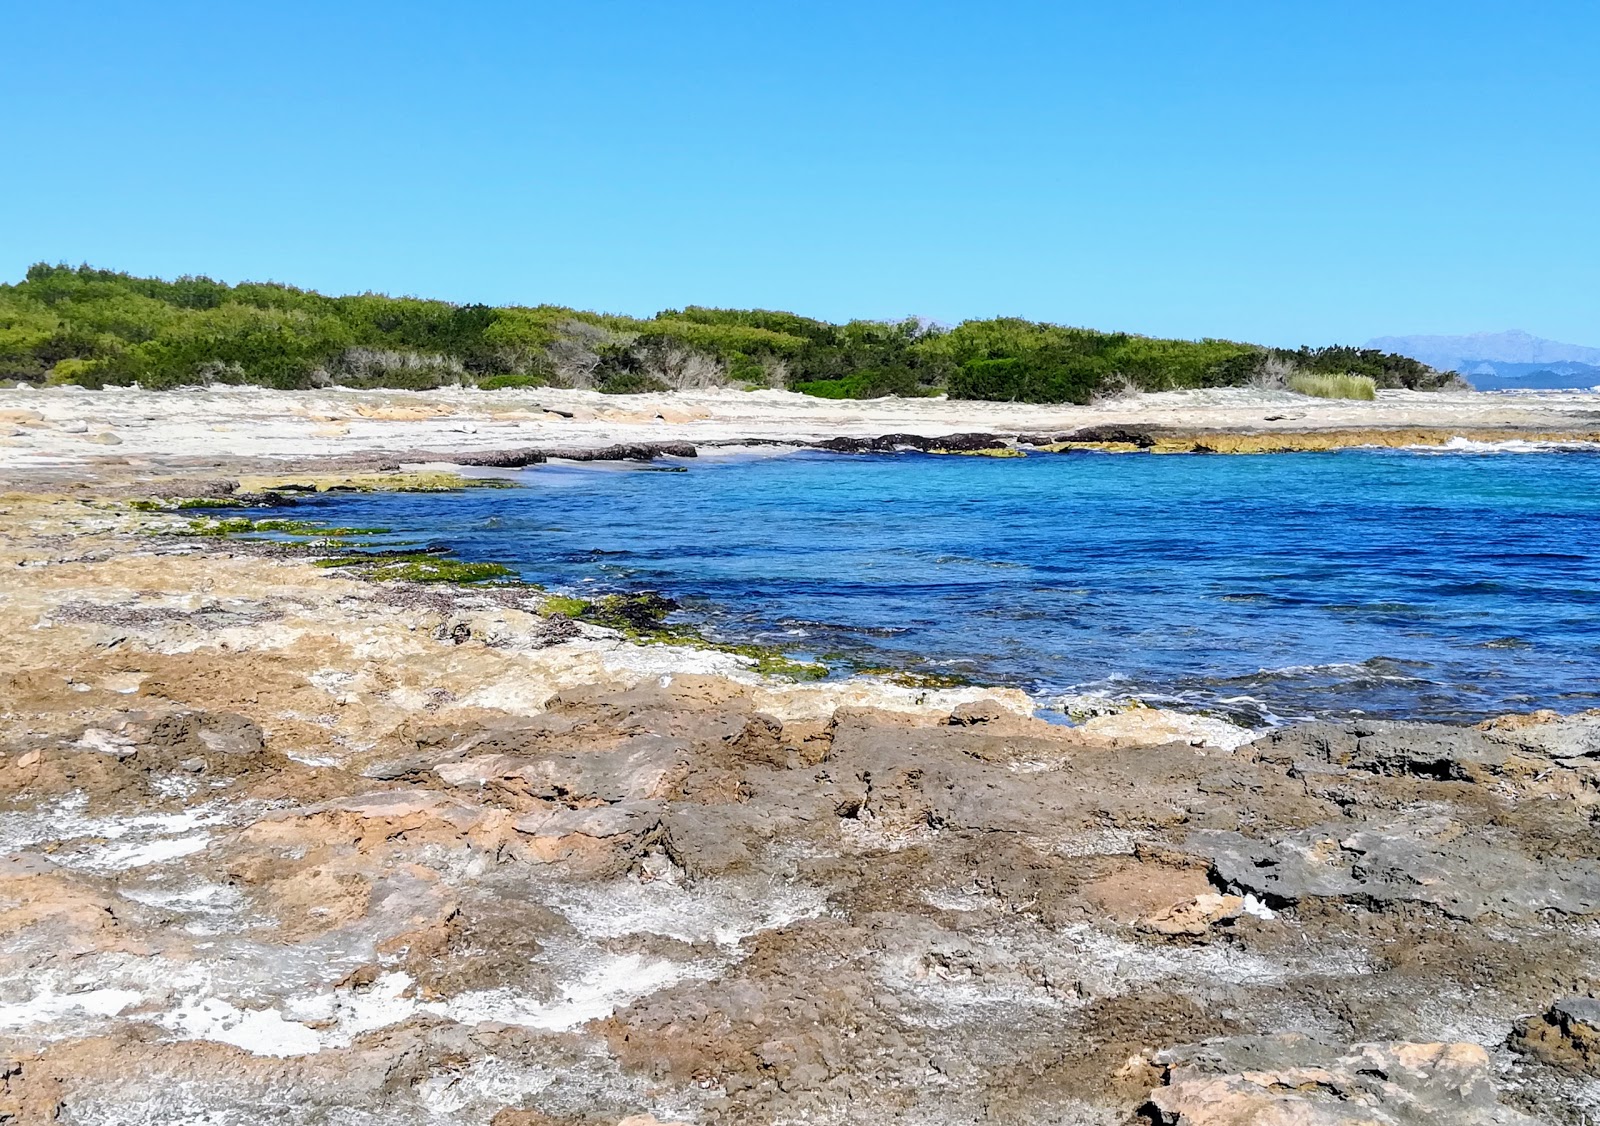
[1146, 1040, 1533, 1125]
[1083, 859, 1214, 925]
[490, 1111, 570, 1126]
[1137, 892, 1246, 937]
[1511, 996, 1600, 1075]
[352, 404, 455, 421]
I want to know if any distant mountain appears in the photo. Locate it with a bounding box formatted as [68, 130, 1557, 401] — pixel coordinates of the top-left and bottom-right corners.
[1366, 330, 1600, 391]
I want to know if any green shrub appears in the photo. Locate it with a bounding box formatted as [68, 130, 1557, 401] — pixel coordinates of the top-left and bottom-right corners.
[0, 263, 1453, 400]
[1286, 372, 1378, 400]
[475, 373, 550, 390]
[948, 355, 1108, 404]
[46, 357, 105, 388]
[792, 368, 938, 399]
[1276, 346, 1443, 389]
[596, 371, 670, 395]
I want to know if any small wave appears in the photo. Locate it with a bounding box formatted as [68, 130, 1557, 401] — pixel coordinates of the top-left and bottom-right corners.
[1402, 436, 1600, 455]
[1234, 659, 1432, 684]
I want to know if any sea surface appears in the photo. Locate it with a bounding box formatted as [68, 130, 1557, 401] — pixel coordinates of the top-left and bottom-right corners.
[288, 445, 1600, 724]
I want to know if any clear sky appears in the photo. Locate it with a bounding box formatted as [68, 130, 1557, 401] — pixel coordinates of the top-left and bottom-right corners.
[5, 2, 1598, 347]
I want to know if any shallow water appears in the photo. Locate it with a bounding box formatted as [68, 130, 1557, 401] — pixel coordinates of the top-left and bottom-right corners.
[293, 447, 1600, 723]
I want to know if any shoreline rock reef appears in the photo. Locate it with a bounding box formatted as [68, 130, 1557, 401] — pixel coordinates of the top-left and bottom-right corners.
[6, 384, 1600, 479]
[3, 398, 1600, 1124]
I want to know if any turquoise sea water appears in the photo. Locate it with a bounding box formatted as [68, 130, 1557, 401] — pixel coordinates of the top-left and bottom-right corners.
[294, 447, 1600, 723]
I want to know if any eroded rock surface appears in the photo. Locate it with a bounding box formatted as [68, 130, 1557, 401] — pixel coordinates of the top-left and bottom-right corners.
[1145, 1036, 1539, 1124]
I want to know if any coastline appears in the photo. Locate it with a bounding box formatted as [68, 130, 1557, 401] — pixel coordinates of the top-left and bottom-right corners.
[5, 384, 1600, 480]
[3, 389, 1599, 1123]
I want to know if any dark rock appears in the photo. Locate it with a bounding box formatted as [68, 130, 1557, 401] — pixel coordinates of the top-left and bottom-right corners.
[458, 443, 697, 467]
[451, 448, 548, 468]
[921, 432, 1014, 452]
[813, 432, 1014, 454]
[1055, 425, 1157, 447]
[232, 491, 301, 507]
[145, 478, 239, 500]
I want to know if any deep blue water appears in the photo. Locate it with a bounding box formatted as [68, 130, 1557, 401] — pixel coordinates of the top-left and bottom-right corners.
[285, 448, 1600, 723]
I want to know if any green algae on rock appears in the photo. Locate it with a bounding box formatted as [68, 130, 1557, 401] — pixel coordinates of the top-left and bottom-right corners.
[857, 667, 973, 689]
[313, 552, 518, 584]
[235, 470, 519, 495]
[180, 516, 394, 538]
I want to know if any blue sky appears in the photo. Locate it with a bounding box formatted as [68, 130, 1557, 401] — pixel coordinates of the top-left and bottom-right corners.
[5, 2, 1598, 347]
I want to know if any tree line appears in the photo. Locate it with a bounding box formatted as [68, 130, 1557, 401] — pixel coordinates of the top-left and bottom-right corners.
[0, 264, 1457, 402]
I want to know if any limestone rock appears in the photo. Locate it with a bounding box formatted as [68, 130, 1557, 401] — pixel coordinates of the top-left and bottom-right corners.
[1145, 1037, 1538, 1124]
[1511, 996, 1600, 1075]
[1247, 720, 1529, 781]
[1136, 893, 1245, 937]
[1192, 823, 1600, 919]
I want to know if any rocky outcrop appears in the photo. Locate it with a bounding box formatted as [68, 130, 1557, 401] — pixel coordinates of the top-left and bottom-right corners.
[1247, 719, 1551, 781]
[1511, 996, 1600, 1076]
[455, 442, 698, 467]
[1193, 823, 1600, 919]
[810, 431, 1016, 453]
[1144, 1036, 1538, 1124]
[1054, 424, 1159, 447]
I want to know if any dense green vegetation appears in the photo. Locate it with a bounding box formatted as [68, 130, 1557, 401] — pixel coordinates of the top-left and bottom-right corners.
[1286, 372, 1378, 401]
[0, 263, 1457, 403]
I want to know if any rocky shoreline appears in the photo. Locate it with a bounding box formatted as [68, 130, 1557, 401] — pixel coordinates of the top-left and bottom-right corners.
[7, 383, 1600, 480]
[4, 416, 1600, 1123]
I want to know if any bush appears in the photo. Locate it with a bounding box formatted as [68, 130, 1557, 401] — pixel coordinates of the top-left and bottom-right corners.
[792, 368, 937, 399]
[475, 373, 550, 390]
[1286, 372, 1377, 400]
[46, 357, 105, 388]
[1274, 346, 1443, 389]
[322, 347, 464, 390]
[595, 371, 670, 395]
[948, 355, 1109, 404]
[0, 263, 1454, 400]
